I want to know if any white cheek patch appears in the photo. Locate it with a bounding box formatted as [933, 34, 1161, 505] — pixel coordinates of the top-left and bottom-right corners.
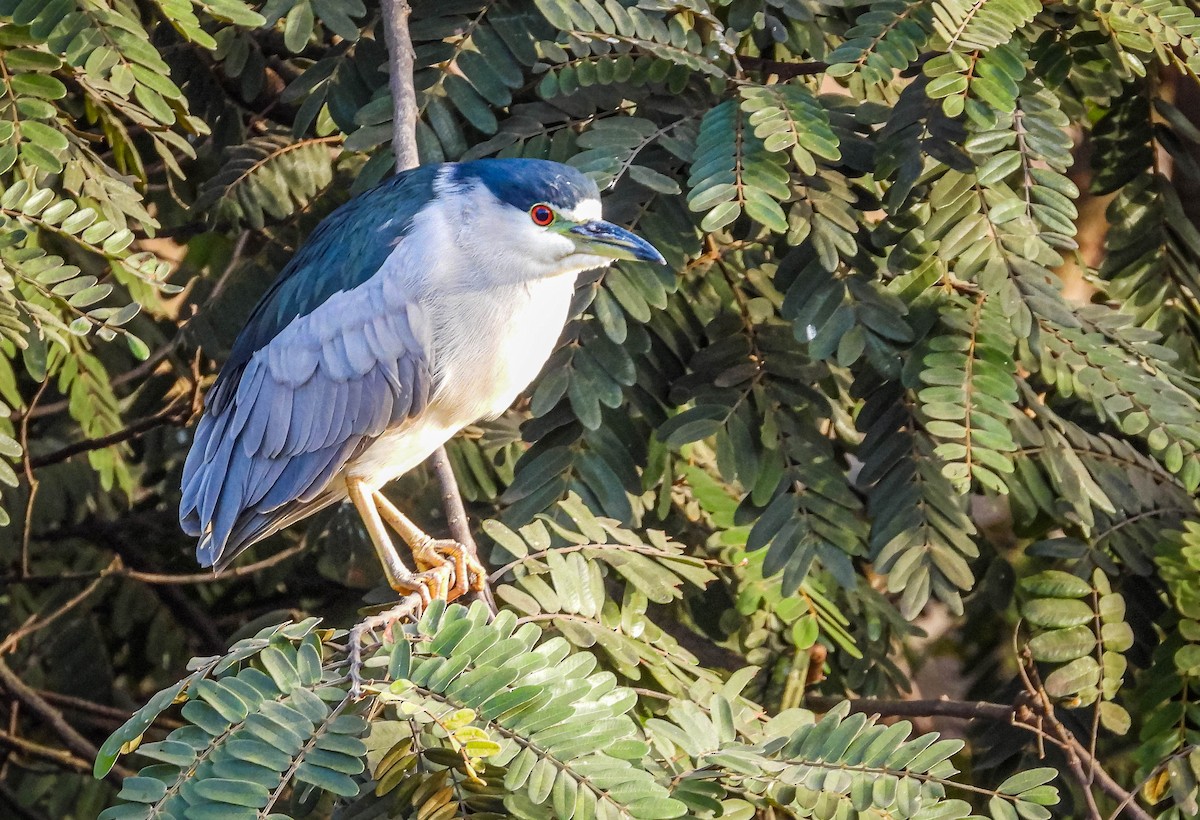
[558, 199, 602, 222]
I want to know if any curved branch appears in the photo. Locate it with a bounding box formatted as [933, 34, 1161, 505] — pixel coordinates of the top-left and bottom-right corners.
[0, 659, 127, 782]
[28, 399, 189, 469]
[804, 694, 1154, 820]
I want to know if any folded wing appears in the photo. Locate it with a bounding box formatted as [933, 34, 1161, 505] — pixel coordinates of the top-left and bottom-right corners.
[180, 278, 433, 569]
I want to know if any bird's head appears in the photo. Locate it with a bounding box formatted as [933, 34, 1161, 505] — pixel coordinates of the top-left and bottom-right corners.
[443, 159, 665, 280]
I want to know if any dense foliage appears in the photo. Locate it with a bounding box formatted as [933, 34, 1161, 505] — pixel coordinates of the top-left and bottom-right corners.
[1, 0, 1199, 817]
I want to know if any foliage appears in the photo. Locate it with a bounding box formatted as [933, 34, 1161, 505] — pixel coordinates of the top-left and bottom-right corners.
[0, 0, 1199, 818]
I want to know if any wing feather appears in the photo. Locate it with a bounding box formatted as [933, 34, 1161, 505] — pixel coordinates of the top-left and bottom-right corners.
[340, 378, 363, 442]
[343, 326, 375, 375]
[207, 165, 440, 416]
[311, 378, 344, 451]
[283, 377, 321, 455]
[264, 382, 294, 457]
[229, 362, 267, 447]
[321, 334, 354, 381]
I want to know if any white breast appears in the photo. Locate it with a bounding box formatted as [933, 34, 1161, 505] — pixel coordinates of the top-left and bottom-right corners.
[426, 272, 577, 425]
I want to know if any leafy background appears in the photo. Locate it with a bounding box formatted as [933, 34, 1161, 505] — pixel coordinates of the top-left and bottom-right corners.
[0, 0, 1198, 818]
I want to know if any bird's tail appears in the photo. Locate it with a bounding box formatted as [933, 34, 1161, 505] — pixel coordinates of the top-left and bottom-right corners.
[197, 491, 340, 571]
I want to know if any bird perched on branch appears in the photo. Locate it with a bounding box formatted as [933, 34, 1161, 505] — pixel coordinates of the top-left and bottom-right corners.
[180, 159, 665, 603]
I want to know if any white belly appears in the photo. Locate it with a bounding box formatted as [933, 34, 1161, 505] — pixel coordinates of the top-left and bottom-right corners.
[344, 420, 458, 490]
[343, 272, 577, 490]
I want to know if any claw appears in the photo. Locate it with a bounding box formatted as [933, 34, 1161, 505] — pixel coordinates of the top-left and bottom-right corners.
[411, 538, 485, 601]
[393, 562, 454, 605]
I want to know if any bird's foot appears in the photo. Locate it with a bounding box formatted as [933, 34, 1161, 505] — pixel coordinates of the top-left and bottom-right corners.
[412, 538, 486, 601]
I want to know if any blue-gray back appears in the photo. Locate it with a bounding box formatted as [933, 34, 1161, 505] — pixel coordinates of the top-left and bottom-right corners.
[208, 164, 439, 413]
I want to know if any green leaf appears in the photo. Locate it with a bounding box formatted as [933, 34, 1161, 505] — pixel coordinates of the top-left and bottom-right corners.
[10, 72, 66, 99]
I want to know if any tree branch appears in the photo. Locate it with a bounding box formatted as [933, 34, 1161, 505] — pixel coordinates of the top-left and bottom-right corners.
[804, 694, 1154, 820]
[430, 449, 497, 613]
[28, 399, 189, 470]
[0, 562, 114, 655]
[738, 55, 829, 78]
[3, 540, 304, 587]
[380, 0, 418, 171]
[3, 689, 182, 733]
[379, 0, 494, 612]
[804, 695, 1014, 722]
[0, 659, 126, 783]
[1022, 663, 1153, 820]
[0, 728, 95, 777]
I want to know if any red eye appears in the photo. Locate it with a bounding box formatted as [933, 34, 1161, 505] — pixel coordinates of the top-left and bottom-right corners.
[530, 204, 554, 226]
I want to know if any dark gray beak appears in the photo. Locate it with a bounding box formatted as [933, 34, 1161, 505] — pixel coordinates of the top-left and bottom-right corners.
[569, 220, 666, 264]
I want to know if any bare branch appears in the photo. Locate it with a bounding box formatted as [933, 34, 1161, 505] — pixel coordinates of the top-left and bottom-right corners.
[0, 659, 127, 782]
[430, 449, 497, 613]
[28, 399, 189, 470]
[3, 541, 304, 586]
[0, 728, 95, 777]
[804, 693, 1154, 820]
[380, 0, 419, 172]
[379, 0, 490, 611]
[738, 55, 830, 78]
[17, 689, 182, 733]
[0, 562, 114, 655]
[804, 695, 1015, 722]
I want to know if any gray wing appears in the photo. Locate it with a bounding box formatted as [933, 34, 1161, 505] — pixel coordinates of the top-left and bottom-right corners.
[180, 279, 433, 568]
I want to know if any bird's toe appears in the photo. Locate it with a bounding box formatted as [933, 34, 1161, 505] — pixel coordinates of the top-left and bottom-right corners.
[429, 539, 487, 597]
[393, 563, 457, 605]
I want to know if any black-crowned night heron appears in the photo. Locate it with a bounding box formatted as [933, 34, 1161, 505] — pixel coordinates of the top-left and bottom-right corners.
[180, 159, 665, 603]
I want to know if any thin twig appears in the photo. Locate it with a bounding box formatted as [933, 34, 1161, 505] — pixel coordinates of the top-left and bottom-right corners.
[28, 398, 189, 469]
[804, 695, 1015, 722]
[119, 542, 305, 585]
[198, 230, 253, 309]
[0, 659, 127, 782]
[738, 55, 829, 78]
[15, 232, 252, 424]
[806, 686, 1154, 820]
[9, 689, 183, 732]
[18, 379, 49, 577]
[1022, 659, 1150, 820]
[1019, 648, 1104, 819]
[2, 541, 304, 586]
[0, 728, 96, 776]
[0, 560, 116, 655]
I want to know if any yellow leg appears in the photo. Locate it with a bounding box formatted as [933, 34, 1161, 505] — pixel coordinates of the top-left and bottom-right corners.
[373, 490, 486, 602]
[346, 477, 445, 606]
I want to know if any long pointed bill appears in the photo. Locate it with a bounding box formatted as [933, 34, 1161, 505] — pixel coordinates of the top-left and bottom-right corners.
[569, 220, 666, 264]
